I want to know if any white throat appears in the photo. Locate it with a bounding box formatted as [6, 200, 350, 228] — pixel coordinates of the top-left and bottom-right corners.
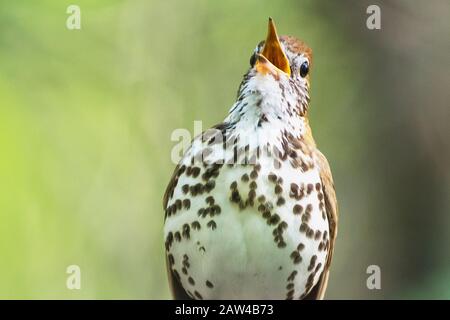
[224, 73, 307, 152]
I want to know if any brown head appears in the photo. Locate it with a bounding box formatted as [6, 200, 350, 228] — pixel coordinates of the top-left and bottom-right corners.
[248, 18, 313, 89]
[233, 18, 313, 121]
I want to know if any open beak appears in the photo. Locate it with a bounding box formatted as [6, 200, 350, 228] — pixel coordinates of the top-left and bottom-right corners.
[255, 18, 291, 77]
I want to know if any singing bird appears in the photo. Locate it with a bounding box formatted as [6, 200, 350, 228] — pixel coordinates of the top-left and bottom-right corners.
[163, 18, 338, 300]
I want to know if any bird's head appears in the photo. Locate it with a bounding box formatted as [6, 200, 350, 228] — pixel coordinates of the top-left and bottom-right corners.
[235, 18, 313, 120]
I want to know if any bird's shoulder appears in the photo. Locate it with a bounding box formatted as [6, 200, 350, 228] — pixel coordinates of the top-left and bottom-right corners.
[163, 123, 230, 216]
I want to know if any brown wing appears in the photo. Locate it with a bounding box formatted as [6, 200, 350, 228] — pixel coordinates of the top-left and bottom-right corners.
[303, 150, 338, 300]
[163, 164, 193, 299]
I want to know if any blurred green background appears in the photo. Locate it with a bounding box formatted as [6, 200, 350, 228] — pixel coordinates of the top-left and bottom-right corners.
[0, 0, 449, 299]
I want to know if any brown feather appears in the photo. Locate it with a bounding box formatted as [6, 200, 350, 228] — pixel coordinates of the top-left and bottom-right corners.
[280, 35, 313, 65]
[304, 148, 338, 299]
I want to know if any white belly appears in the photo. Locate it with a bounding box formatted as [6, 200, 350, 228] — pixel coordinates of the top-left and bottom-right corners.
[164, 152, 329, 300]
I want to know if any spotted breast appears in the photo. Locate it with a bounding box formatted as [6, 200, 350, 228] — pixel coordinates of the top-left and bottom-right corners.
[163, 18, 338, 300]
[164, 134, 330, 300]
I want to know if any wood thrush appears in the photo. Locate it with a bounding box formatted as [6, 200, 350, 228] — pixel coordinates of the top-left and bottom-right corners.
[163, 18, 338, 300]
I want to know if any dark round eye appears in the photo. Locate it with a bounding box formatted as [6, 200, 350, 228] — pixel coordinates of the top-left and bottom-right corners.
[300, 61, 309, 77]
[250, 53, 257, 67]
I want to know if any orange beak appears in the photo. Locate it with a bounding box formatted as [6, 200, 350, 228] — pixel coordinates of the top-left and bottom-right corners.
[255, 18, 291, 77]
[255, 54, 280, 80]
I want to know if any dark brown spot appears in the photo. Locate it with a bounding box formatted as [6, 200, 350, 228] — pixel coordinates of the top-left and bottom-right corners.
[293, 204, 303, 215]
[202, 207, 210, 217]
[205, 196, 214, 206]
[182, 224, 190, 239]
[268, 173, 277, 183]
[279, 221, 288, 230]
[275, 184, 283, 194]
[178, 165, 186, 176]
[207, 220, 217, 230]
[299, 223, 307, 233]
[165, 206, 172, 218]
[190, 184, 202, 196]
[287, 270, 298, 282]
[318, 242, 324, 251]
[315, 262, 322, 273]
[314, 230, 322, 241]
[168, 254, 175, 265]
[171, 203, 178, 215]
[268, 213, 280, 225]
[191, 167, 200, 178]
[175, 199, 182, 210]
[230, 190, 241, 203]
[302, 213, 310, 223]
[182, 184, 189, 194]
[276, 197, 286, 206]
[191, 221, 201, 230]
[212, 205, 222, 215]
[286, 289, 294, 299]
[165, 232, 174, 249]
[308, 255, 317, 271]
[206, 280, 214, 288]
[182, 199, 191, 209]
[290, 251, 302, 264]
[205, 180, 216, 192]
[290, 183, 298, 192]
[241, 173, 249, 182]
[305, 273, 315, 290]
[277, 241, 286, 248]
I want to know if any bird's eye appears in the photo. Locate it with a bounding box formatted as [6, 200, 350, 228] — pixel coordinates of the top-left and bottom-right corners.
[300, 61, 309, 77]
[250, 53, 257, 67]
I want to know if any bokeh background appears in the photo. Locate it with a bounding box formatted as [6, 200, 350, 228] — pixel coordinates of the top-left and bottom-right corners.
[0, 0, 449, 299]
